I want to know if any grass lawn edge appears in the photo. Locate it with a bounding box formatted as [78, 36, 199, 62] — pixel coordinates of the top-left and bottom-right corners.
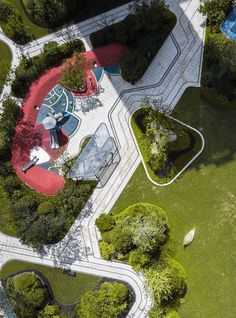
[129, 108, 205, 187]
[0, 259, 102, 306]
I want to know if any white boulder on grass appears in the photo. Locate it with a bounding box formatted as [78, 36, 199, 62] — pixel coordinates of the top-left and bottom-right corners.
[183, 228, 196, 246]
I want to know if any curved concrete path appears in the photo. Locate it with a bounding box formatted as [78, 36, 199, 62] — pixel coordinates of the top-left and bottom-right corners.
[0, 1, 206, 317]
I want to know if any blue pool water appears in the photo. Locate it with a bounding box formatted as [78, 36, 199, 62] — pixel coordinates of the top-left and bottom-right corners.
[221, 7, 236, 41]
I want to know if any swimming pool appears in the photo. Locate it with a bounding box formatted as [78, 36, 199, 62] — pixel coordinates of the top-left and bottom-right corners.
[221, 7, 236, 41]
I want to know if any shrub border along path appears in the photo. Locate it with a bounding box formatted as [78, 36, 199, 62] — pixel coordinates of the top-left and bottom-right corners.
[130, 108, 205, 187]
[0, 1, 206, 317]
[0, 40, 11, 95]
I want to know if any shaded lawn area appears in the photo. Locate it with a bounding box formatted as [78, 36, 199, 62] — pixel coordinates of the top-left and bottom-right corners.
[5, 0, 130, 41]
[111, 88, 236, 318]
[1, 0, 52, 39]
[0, 40, 11, 94]
[0, 260, 101, 305]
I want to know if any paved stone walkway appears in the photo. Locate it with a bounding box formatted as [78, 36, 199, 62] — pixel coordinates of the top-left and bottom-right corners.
[0, 1, 206, 317]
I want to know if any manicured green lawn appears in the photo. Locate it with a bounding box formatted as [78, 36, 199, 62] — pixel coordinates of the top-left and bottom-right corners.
[0, 260, 101, 305]
[2, 0, 51, 39]
[111, 88, 236, 318]
[0, 40, 11, 94]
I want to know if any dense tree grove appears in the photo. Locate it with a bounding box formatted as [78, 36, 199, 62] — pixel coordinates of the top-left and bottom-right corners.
[199, 0, 233, 32]
[76, 282, 129, 318]
[0, 98, 96, 250]
[91, 0, 176, 83]
[96, 203, 187, 317]
[200, 0, 236, 104]
[24, 0, 131, 28]
[25, 0, 84, 27]
[0, 0, 31, 44]
[5, 272, 48, 318]
[97, 203, 169, 261]
[12, 40, 85, 98]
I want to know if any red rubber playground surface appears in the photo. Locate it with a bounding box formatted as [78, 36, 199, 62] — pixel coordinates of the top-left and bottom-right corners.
[12, 43, 127, 196]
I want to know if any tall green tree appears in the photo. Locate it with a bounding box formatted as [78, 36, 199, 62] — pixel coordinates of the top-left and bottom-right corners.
[199, 0, 234, 32]
[76, 282, 129, 318]
[5, 272, 47, 318]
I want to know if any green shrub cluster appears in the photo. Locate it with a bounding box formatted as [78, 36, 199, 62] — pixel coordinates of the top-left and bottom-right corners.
[200, 0, 236, 105]
[12, 40, 85, 98]
[131, 105, 201, 184]
[60, 53, 87, 90]
[76, 281, 129, 318]
[5, 272, 63, 318]
[0, 98, 96, 251]
[25, 0, 84, 27]
[0, 0, 31, 44]
[90, 0, 176, 83]
[199, 0, 233, 32]
[96, 203, 187, 317]
[24, 0, 131, 28]
[96, 203, 169, 262]
[5, 272, 48, 318]
[0, 98, 20, 161]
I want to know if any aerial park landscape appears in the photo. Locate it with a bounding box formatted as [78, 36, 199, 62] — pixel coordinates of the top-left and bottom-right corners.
[0, 0, 235, 318]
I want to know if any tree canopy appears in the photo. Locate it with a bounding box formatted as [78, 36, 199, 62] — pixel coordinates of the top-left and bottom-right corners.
[5, 272, 47, 318]
[97, 203, 169, 263]
[0, 0, 30, 44]
[200, 0, 236, 103]
[199, 0, 233, 32]
[76, 282, 129, 318]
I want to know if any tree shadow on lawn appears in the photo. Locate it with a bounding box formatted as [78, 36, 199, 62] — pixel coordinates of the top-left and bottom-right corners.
[171, 88, 236, 170]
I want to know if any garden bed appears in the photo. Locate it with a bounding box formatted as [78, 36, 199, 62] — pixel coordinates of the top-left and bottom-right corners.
[0, 260, 132, 318]
[0, 261, 101, 306]
[131, 108, 203, 185]
[90, 0, 176, 83]
[21, 0, 131, 28]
